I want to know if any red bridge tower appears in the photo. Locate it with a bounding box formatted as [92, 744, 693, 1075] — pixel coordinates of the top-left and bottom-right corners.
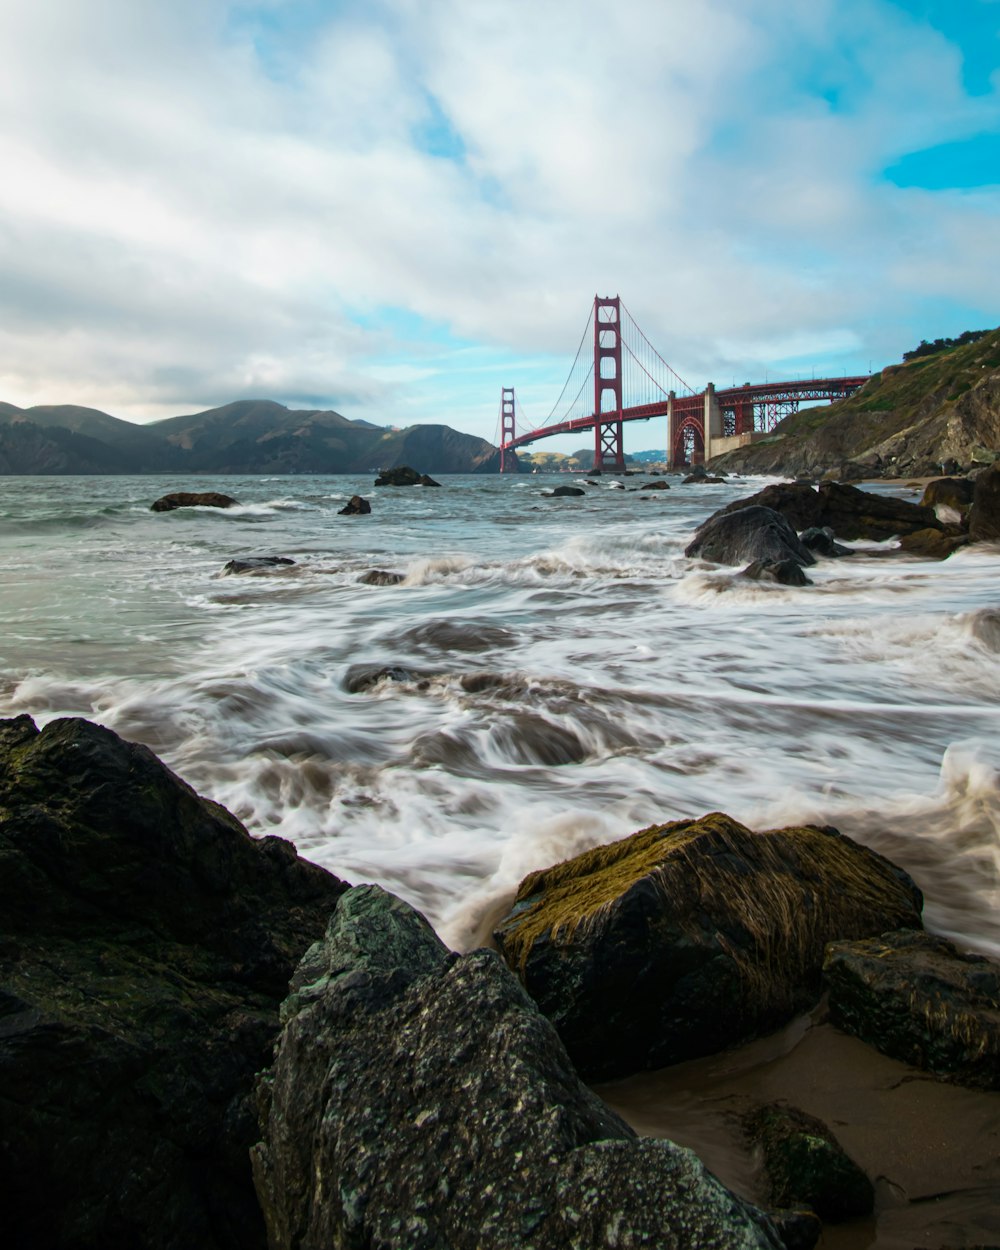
[593, 296, 625, 473]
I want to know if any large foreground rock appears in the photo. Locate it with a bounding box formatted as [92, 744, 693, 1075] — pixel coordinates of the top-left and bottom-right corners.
[252, 885, 783, 1250]
[824, 929, 1000, 1090]
[493, 813, 923, 1080]
[685, 506, 816, 567]
[0, 715, 347, 1250]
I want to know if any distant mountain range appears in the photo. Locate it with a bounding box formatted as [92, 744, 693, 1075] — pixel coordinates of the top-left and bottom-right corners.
[0, 399, 507, 475]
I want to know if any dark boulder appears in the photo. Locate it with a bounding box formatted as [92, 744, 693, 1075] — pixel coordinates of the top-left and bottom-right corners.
[251, 884, 783, 1250]
[921, 477, 975, 521]
[744, 1103, 874, 1223]
[338, 494, 371, 515]
[0, 716, 347, 1250]
[358, 569, 404, 586]
[814, 481, 940, 540]
[418, 473, 441, 487]
[799, 526, 852, 558]
[684, 474, 726, 483]
[151, 491, 239, 511]
[374, 465, 421, 486]
[969, 463, 1000, 542]
[742, 559, 813, 586]
[493, 812, 922, 1080]
[707, 480, 940, 541]
[685, 506, 816, 568]
[646, 479, 671, 490]
[824, 929, 1000, 1090]
[222, 556, 296, 575]
[548, 485, 585, 497]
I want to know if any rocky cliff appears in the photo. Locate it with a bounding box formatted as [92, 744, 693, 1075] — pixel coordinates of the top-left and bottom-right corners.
[710, 329, 1000, 479]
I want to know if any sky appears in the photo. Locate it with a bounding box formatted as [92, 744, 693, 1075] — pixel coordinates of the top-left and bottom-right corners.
[0, 0, 997, 452]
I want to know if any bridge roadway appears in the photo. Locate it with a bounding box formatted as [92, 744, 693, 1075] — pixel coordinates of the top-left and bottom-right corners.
[503, 375, 869, 469]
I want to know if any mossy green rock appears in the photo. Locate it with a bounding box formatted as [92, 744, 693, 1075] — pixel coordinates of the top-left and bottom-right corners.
[252, 884, 784, 1250]
[0, 715, 347, 1249]
[824, 929, 1000, 1090]
[493, 812, 923, 1080]
[744, 1103, 874, 1222]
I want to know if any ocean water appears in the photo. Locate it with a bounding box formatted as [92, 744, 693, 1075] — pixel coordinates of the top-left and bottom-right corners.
[2, 471, 999, 957]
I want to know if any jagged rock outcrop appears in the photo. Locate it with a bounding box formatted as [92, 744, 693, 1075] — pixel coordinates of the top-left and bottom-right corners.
[251, 885, 784, 1250]
[493, 813, 923, 1080]
[151, 491, 239, 511]
[922, 476, 976, 522]
[824, 929, 1000, 1090]
[685, 506, 817, 567]
[0, 715, 347, 1250]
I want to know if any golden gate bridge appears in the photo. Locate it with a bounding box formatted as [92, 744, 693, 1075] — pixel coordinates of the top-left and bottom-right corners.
[498, 295, 868, 472]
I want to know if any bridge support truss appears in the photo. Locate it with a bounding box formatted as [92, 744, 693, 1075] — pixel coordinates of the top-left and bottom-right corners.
[499, 387, 517, 473]
[593, 296, 625, 473]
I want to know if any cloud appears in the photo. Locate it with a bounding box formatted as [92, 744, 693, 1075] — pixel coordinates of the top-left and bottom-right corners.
[0, 0, 996, 444]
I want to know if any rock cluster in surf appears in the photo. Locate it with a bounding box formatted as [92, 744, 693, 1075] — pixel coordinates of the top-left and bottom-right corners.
[3, 715, 998, 1248]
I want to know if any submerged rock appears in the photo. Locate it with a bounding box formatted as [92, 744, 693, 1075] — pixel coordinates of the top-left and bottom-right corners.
[338, 494, 371, 515]
[742, 559, 813, 586]
[151, 491, 238, 511]
[493, 812, 923, 1080]
[744, 1103, 874, 1223]
[358, 568, 404, 586]
[0, 715, 348, 1250]
[251, 884, 783, 1250]
[548, 484, 585, 497]
[222, 556, 296, 574]
[342, 662, 432, 692]
[824, 929, 1000, 1090]
[685, 506, 816, 568]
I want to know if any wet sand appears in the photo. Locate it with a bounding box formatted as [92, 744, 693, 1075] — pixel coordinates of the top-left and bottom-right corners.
[593, 1002, 1000, 1249]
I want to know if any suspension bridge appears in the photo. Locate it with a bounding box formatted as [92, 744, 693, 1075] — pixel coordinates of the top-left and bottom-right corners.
[498, 296, 868, 472]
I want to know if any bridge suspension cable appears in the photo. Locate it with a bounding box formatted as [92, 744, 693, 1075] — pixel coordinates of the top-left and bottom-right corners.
[619, 300, 696, 398]
[539, 303, 596, 428]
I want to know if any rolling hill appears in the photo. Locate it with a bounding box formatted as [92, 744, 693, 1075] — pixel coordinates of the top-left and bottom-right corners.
[0, 400, 506, 475]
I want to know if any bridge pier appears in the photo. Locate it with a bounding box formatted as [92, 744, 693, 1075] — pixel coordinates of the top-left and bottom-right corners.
[703, 382, 722, 465]
[499, 387, 517, 473]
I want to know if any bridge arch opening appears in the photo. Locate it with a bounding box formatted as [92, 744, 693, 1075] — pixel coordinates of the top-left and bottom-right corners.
[674, 416, 704, 467]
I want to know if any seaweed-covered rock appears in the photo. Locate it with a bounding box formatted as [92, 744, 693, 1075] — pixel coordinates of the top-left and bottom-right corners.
[824, 929, 1000, 1090]
[685, 506, 816, 568]
[744, 1103, 874, 1222]
[969, 463, 1000, 542]
[251, 885, 783, 1250]
[0, 715, 347, 1250]
[493, 813, 923, 1079]
[337, 494, 371, 515]
[151, 491, 239, 511]
[896, 528, 970, 559]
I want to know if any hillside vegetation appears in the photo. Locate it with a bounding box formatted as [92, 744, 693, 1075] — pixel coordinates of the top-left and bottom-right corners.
[711, 328, 1000, 479]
